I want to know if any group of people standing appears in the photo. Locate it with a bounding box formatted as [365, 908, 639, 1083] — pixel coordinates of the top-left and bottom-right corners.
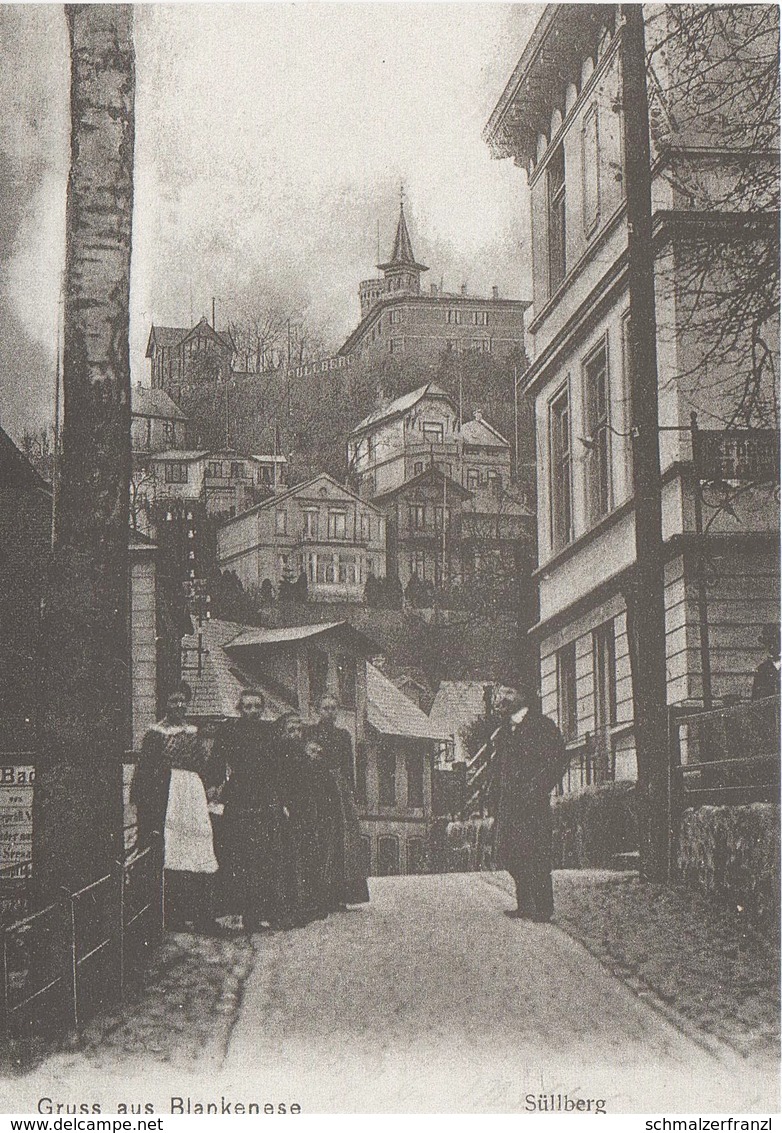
[132, 686, 369, 934]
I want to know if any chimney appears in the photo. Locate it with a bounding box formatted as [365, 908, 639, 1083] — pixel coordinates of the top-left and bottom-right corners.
[492, 285, 499, 300]
[461, 283, 467, 296]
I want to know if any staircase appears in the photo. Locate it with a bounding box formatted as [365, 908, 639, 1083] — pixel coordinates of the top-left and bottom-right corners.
[463, 725, 501, 816]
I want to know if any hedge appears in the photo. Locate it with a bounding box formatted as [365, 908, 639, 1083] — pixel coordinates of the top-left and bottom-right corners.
[550, 780, 638, 868]
[677, 803, 780, 928]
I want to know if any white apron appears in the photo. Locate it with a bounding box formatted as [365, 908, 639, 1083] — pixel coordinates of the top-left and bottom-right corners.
[164, 768, 219, 873]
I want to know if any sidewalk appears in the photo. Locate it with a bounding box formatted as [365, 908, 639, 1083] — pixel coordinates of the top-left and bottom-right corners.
[489, 869, 780, 1060]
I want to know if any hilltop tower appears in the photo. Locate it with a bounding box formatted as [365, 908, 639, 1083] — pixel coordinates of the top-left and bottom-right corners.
[359, 201, 429, 318]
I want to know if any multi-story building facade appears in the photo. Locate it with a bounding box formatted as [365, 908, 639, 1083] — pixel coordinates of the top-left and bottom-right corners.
[146, 316, 234, 403]
[143, 449, 279, 519]
[216, 473, 386, 601]
[131, 384, 189, 459]
[374, 466, 531, 592]
[347, 383, 531, 590]
[338, 204, 529, 364]
[485, 5, 780, 783]
[347, 383, 512, 499]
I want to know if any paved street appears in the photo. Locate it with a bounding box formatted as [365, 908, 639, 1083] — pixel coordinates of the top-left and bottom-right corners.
[3, 873, 777, 1115]
[221, 873, 778, 1113]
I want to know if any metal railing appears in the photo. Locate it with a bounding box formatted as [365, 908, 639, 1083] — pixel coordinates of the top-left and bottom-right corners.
[0, 835, 164, 1038]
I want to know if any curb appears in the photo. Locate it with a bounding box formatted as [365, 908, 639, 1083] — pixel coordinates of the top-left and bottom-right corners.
[481, 870, 752, 1068]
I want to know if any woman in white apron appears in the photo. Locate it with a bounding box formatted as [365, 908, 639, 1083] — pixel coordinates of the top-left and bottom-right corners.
[132, 685, 219, 932]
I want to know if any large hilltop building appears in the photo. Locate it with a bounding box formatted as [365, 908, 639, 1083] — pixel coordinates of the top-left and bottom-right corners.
[338, 203, 530, 365]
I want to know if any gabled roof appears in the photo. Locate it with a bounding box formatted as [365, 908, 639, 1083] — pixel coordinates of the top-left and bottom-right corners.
[146, 325, 189, 356]
[460, 416, 510, 448]
[131, 385, 188, 420]
[367, 663, 449, 740]
[372, 465, 472, 503]
[146, 317, 234, 357]
[184, 621, 446, 734]
[0, 426, 49, 493]
[224, 619, 375, 657]
[218, 471, 382, 525]
[183, 620, 291, 719]
[429, 680, 492, 760]
[180, 317, 234, 353]
[377, 203, 428, 274]
[349, 382, 456, 437]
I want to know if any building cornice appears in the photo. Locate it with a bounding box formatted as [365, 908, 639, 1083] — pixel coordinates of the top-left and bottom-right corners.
[484, 4, 619, 167]
[338, 293, 531, 357]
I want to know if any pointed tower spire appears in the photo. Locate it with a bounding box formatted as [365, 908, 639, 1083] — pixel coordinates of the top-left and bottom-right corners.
[378, 197, 428, 294]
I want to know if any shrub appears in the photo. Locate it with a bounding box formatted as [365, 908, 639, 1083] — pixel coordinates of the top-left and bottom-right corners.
[550, 781, 638, 868]
[677, 803, 780, 928]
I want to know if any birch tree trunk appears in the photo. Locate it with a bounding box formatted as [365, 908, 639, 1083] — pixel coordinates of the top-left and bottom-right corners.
[32, 5, 135, 905]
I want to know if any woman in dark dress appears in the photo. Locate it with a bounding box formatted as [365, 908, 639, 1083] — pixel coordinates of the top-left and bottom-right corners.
[213, 690, 294, 932]
[306, 693, 370, 908]
[274, 713, 323, 926]
[304, 739, 342, 916]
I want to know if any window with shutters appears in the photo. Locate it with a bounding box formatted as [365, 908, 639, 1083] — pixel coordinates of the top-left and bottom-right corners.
[409, 504, 426, 531]
[165, 461, 188, 484]
[328, 511, 347, 539]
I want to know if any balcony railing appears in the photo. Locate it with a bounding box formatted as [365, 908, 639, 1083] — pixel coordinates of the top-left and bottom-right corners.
[297, 528, 370, 546]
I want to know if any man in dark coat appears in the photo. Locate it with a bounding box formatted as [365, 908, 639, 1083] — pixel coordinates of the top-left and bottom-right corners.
[752, 624, 781, 700]
[489, 685, 568, 923]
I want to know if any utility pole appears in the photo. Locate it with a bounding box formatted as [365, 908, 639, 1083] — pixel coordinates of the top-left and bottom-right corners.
[620, 5, 671, 882]
[33, 5, 135, 904]
[513, 365, 519, 480]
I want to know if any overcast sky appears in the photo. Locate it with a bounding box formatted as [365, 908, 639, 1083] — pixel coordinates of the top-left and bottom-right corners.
[0, 2, 540, 441]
